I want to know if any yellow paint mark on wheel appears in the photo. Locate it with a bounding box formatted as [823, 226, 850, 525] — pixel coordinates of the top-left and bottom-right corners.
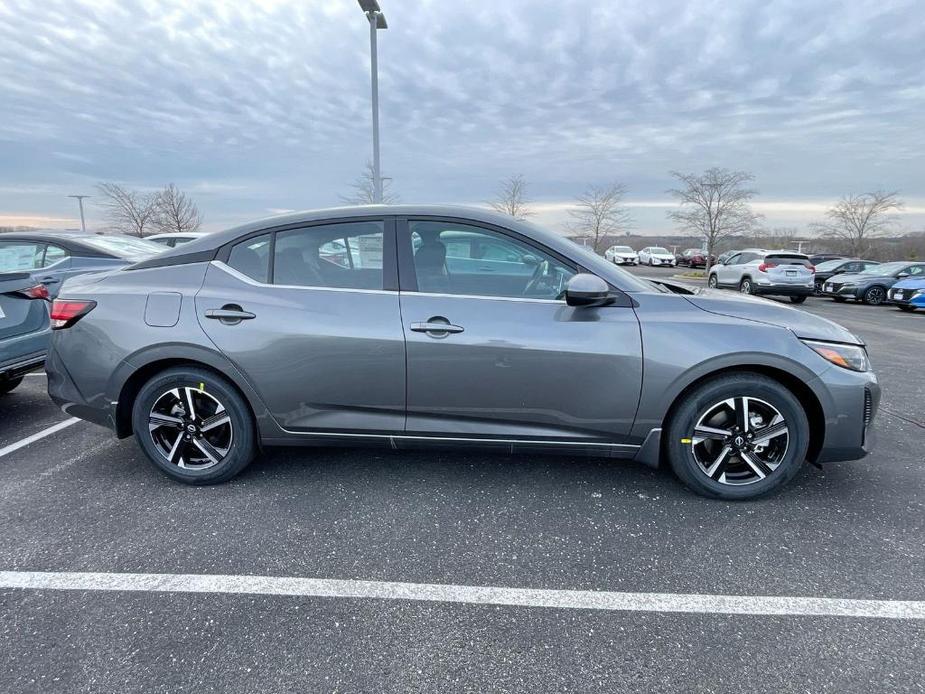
[680, 438, 692, 444]
[199, 382, 205, 392]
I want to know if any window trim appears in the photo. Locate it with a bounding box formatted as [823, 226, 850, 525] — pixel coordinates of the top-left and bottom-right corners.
[220, 216, 396, 292]
[396, 216, 581, 296]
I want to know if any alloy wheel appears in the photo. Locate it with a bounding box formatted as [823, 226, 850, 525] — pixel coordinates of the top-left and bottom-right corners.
[740, 279, 752, 294]
[148, 386, 233, 470]
[865, 287, 885, 305]
[691, 397, 789, 486]
[708, 275, 718, 288]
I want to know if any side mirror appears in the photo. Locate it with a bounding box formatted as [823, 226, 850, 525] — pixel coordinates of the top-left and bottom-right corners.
[566, 273, 610, 307]
[897, 272, 910, 279]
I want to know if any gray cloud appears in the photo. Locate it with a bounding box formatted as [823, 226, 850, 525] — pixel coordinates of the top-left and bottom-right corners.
[1, 0, 923, 232]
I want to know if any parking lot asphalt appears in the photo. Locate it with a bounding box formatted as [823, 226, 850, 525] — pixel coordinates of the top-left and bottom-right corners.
[1, 276, 923, 693]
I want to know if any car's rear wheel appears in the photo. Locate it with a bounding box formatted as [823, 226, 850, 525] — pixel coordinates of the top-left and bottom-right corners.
[789, 296, 807, 304]
[739, 278, 753, 295]
[664, 373, 809, 500]
[131, 367, 257, 484]
[862, 286, 886, 305]
[708, 274, 718, 288]
[0, 376, 24, 396]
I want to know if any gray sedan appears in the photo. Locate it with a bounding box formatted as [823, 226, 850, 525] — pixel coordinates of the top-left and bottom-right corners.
[46, 206, 879, 500]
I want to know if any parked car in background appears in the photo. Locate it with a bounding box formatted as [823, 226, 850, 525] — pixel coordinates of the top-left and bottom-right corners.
[676, 248, 715, 268]
[638, 246, 676, 266]
[809, 253, 844, 266]
[47, 205, 879, 500]
[604, 245, 638, 265]
[707, 249, 815, 303]
[820, 261, 925, 305]
[0, 232, 163, 298]
[0, 232, 161, 392]
[812, 258, 880, 294]
[0, 272, 50, 394]
[888, 276, 925, 312]
[147, 232, 209, 248]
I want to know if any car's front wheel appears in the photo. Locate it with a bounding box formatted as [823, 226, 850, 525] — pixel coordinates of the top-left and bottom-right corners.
[708, 274, 718, 288]
[0, 375, 24, 396]
[789, 296, 807, 304]
[131, 367, 257, 485]
[664, 373, 810, 500]
[862, 286, 886, 305]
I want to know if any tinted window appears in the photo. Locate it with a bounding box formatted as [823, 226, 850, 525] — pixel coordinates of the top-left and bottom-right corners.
[0, 241, 44, 271]
[228, 234, 271, 283]
[725, 253, 742, 264]
[274, 221, 384, 290]
[904, 265, 925, 276]
[409, 221, 575, 299]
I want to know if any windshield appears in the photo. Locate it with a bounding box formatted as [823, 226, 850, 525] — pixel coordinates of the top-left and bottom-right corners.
[815, 259, 848, 271]
[860, 262, 906, 275]
[82, 236, 162, 259]
[614, 246, 633, 252]
[650, 247, 669, 254]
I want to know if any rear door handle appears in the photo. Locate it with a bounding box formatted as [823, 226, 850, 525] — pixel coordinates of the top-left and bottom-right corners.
[410, 317, 464, 336]
[205, 305, 256, 324]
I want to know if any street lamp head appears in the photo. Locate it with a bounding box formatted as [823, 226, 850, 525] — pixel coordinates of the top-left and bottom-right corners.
[357, 0, 380, 13]
[357, 0, 387, 28]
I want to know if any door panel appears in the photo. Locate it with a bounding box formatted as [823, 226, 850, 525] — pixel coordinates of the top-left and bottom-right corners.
[400, 293, 643, 440]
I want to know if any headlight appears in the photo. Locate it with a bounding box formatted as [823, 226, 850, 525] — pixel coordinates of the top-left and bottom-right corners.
[802, 340, 870, 372]
[840, 283, 856, 288]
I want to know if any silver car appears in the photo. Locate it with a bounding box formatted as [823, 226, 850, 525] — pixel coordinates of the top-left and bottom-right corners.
[46, 206, 879, 500]
[708, 249, 815, 303]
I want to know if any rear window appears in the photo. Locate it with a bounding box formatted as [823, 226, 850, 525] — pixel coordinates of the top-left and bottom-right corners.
[765, 254, 812, 267]
[82, 236, 162, 259]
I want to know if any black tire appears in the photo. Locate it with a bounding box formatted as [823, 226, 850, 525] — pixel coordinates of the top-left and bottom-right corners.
[708, 274, 718, 289]
[0, 376, 24, 396]
[862, 286, 886, 305]
[789, 296, 807, 304]
[832, 296, 846, 303]
[664, 373, 810, 500]
[131, 367, 257, 485]
[897, 305, 915, 312]
[739, 278, 753, 295]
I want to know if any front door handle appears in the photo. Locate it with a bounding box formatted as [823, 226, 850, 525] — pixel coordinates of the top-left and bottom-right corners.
[39, 276, 60, 284]
[410, 316, 464, 336]
[205, 304, 256, 324]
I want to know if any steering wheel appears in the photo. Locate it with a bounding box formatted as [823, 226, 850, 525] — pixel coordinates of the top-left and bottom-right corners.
[524, 259, 550, 295]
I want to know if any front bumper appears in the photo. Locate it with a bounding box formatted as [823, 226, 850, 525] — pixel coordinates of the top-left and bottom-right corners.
[649, 258, 675, 266]
[814, 365, 880, 464]
[821, 282, 862, 299]
[888, 288, 924, 308]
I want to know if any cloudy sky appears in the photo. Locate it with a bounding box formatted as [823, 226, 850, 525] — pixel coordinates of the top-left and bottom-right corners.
[1, 0, 924, 235]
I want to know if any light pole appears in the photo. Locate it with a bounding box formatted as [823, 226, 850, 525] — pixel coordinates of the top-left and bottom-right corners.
[67, 195, 89, 232]
[357, 0, 387, 204]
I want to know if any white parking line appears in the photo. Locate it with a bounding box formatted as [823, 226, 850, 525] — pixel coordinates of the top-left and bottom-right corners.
[0, 418, 80, 458]
[1, 571, 922, 620]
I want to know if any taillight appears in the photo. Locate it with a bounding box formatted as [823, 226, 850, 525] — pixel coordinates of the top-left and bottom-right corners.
[758, 262, 777, 272]
[15, 284, 49, 300]
[808, 265, 816, 273]
[49, 299, 97, 329]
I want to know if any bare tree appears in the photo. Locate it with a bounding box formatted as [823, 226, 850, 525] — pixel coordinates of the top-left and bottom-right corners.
[154, 183, 202, 234]
[667, 168, 761, 275]
[810, 192, 903, 257]
[340, 161, 398, 205]
[96, 183, 159, 237]
[568, 183, 633, 253]
[489, 174, 532, 220]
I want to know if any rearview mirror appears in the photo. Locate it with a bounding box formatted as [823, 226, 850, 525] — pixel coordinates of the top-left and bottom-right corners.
[565, 273, 610, 307]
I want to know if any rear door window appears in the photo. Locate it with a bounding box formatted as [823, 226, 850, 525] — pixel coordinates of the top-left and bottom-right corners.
[0, 241, 44, 271]
[228, 234, 271, 283]
[273, 221, 384, 290]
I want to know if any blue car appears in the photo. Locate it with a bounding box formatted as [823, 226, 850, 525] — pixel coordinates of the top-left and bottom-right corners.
[0, 232, 161, 394]
[888, 276, 925, 312]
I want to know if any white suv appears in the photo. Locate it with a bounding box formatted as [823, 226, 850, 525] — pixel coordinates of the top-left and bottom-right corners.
[604, 245, 638, 265]
[708, 249, 815, 303]
[638, 246, 676, 266]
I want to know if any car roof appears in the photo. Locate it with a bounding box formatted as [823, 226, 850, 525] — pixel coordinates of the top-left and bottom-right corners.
[147, 232, 207, 239]
[131, 204, 601, 269]
[0, 231, 119, 257]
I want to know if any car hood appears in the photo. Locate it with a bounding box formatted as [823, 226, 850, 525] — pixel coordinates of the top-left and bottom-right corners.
[683, 289, 862, 345]
[892, 277, 925, 290]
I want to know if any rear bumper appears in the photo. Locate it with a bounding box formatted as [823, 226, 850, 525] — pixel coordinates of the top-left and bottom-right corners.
[46, 347, 117, 431]
[753, 284, 813, 297]
[0, 351, 45, 379]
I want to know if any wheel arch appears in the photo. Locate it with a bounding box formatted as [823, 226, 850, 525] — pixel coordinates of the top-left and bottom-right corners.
[112, 347, 274, 439]
[656, 364, 826, 466]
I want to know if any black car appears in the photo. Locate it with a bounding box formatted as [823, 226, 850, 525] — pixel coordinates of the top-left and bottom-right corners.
[812, 258, 880, 294]
[820, 261, 925, 305]
[809, 253, 845, 266]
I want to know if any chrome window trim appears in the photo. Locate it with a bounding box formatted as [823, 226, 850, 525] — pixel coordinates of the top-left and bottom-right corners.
[212, 260, 396, 295]
[404, 291, 564, 305]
